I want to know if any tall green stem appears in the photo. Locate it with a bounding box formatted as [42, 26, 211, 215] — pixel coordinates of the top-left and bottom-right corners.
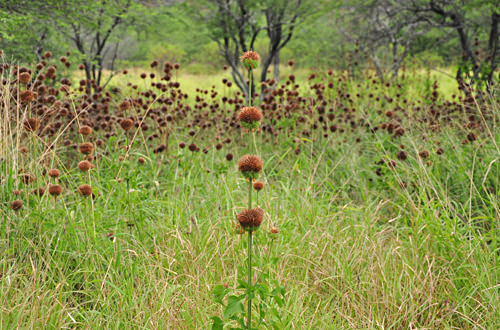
[247, 177, 253, 329]
[248, 69, 252, 107]
[247, 229, 253, 330]
[246, 65, 255, 330]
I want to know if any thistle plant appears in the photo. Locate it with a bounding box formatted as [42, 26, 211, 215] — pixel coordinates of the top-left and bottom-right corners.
[211, 51, 284, 330]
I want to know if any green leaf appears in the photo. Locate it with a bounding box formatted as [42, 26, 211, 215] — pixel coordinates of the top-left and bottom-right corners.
[212, 284, 228, 304]
[211, 316, 224, 330]
[223, 295, 245, 320]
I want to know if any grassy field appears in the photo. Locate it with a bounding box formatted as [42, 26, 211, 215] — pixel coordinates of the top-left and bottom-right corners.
[1, 57, 500, 329]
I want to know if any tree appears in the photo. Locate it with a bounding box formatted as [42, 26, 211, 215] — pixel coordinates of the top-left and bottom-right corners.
[407, 0, 500, 91]
[339, 0, 427, 82]
[0, 0, 163, 91]
[198, 0, 313, 99]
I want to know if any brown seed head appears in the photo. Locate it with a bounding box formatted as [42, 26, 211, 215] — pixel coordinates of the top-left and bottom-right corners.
[236, 208, 264, 230]
[11, 199, 23, 211]
[79, 125, 92, 136]
[253, 181, 265, 191]
[238, 107, 263, 126]
[48, 168, 61, 178]
[270, 226, 279, 234]
[120, 118, 134, 131]
[79, 142, 94, 155]
[238, 155, 263, 178]
[119, 100, 131, 111]
[419, 150, 429, 159]
[19, 72, 31, 84]
[397, 150, 408, 161]
[20, 173, 35, 184]
[24, 118, 40, 132]
[77, 184, 93, 197]
[78, 160, 94, 172]
[32, 187, 45, 196]
[20, 90, 35, 104]
[48, 184, 63, 196]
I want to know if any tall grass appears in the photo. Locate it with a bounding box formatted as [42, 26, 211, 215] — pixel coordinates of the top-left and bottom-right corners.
[0, 55, 499, 329]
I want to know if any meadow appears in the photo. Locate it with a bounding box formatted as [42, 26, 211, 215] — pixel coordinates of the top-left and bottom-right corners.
[1, 52, 500, 330]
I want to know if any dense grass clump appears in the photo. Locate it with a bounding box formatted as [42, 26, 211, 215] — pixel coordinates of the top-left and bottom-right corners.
[0, 52, 499, 329]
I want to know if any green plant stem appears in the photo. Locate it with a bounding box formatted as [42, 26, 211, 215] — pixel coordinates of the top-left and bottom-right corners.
[248, 179, 253, 209]
[247, 229, 253, 330]
[248, 69, 252, 107]
[247, 179, 253, 330]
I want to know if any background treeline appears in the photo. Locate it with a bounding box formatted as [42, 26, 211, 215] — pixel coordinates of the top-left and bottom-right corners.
[0, 0, 498, 85]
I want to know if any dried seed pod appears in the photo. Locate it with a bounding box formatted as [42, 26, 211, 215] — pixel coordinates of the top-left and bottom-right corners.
[120, 118, 134, 131]
[253, 181, 265, 191]
[48, 168, 61, 178]
[79, 142, 94, 155]
[23, 118, 40, 132]
[48, 184, 63, 196]
[78, 160, 94, 172]
[236, 208, 264, 230]
[79, 125, 92, 136]
[238, 155, 263, 179]
[77, 184, 92, 197]
[238, 107, 263, 129]
[11, 199, 23, 210]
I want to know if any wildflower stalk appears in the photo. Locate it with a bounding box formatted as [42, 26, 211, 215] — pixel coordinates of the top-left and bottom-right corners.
[247, 61, 254, 330]
[247, 228, 253, 330]
[248, 68, 253, 107]
[247, 177, 253, 330]
[233, 50, 262, 330]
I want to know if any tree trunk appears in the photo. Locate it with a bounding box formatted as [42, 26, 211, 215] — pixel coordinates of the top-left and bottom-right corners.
[273, 49, 280, 83]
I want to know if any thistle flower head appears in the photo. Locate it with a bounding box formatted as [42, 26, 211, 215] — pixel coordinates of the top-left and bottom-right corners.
[240, 51, 260, 70]
[79, 142, 94, 155]
[253, 181, 265, 191]
[48, 168, 61, 178]
[23, 118, 40, 132]
[238, 155, 263, 179]
[79, 125, 92, 136]
[78, 160, 94, 172]
[20, 90, 35, 104]
[238, 106, 263, 129]
[11, 200, 23, 211]
[120, 118, 134, 131]
[77, 184, 92, 197]
[236, 208, 264, 230]
[19, 72, 31, 84]
[48, 184, 63, 196]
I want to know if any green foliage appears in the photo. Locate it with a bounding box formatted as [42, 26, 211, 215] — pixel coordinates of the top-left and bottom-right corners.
[210, 268, 285, 329]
